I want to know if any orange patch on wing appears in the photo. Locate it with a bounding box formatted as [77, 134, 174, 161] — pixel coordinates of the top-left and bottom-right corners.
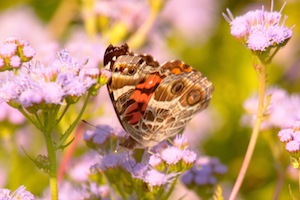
[128, 111, 142, 124]
[126, 74, 161, 124]
[144, 75, 162, 89]
[136, 82, 145, 90]
[131, 90, 153, 112]
[132, 90, 142, 101]
[171, 67, 182, 74]
[125, 102, 142, 124]
[136, 75, 162, 90]
[126, 102, 139, 114]
[140, 93, 154, 111]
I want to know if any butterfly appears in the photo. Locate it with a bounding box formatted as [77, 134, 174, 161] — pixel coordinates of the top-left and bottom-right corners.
[104, 44, 213, 149]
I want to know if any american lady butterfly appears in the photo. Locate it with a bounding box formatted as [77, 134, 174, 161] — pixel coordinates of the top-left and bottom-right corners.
[104, 44, 213, 149]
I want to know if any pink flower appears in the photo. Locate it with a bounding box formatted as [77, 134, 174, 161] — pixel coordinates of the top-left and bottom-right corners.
[224, 2, 293, 52]
[278, 122, 300, 155]
[143, 169, 170, 187]
[278, 129, 293, 143]
[161, 147, 183, 165]
[286, 141, 300, 153]
[0, 185, 34, 200]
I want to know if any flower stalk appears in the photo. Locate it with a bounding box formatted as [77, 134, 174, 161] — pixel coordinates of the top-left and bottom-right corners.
[44, 132, 58, 200]
[229, 59, 267, 200]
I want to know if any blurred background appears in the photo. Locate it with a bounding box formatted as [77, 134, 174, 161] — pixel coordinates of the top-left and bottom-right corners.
[0, 0, 299, 199]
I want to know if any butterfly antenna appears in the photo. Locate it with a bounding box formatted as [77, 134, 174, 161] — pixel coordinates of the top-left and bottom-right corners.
[82, 119, 96, 128]
[82, 120, 113, 135]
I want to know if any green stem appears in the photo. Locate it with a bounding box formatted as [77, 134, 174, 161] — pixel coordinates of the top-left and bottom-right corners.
[161, 176, 178, 200]
[55, 92, 92, 150]
[229, 60, 267, 200]
[265, 46, 281, 64]
[55, 104, 70, 125]
[18, 108, 42, 131]
[45, 132, 58, 200]
[34, 112, 44, 130]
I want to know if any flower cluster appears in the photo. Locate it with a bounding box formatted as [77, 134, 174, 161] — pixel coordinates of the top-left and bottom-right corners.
[84, 124, 127, 152]
[278, 121, 300, 168]
[0, 185, 34, 200]
[0, 37, 35, 71]
[181, 156, 227, 186]
[98, 68, 112, 86]
[223, 2, 293, 55]
[84, 125, 197, 199]
[181, 156, 227, 198]
[149, 135, 197, 172]
[242, 87, 300, 130]
[0, 48, 99, 112]
[0, 38, 103, 199]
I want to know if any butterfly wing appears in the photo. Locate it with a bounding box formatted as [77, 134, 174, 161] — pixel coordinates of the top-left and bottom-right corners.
[105, 44, 213, 148]
[126, 60, 214, 147]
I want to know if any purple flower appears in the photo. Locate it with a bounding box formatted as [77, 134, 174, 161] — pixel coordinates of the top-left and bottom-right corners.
[286, 140, 300, 153]
[181, 170, 194, 185]
[181, 156, 227, 187]
[9, 55, 21, 68]
[99, 68, 112, 86]
[278, 128, 293, 143]
[242, 87, 300, 130]
[0, 37, 35, 71]
[173, 135, 189, 149]
[182, 150, 197, 164]
[98, 153, 123, 170]
[131, 163, 148, 179]
[84, 124, 128, 152]
[228, 16, 248, 40]
[0, 43, 17, 57]
[247, 27, 271, 51]
[0, 48, 98, 110]
[22, 45, 35, 59]
[149, 153, 163, 167]
[223, 2, 293, 52]
[143, 169, 176, 187]
[98, 151, 135, 172]
[161, 146, 183, 165]
[0, 185, 34, 200]
[278, 121, 300, 156]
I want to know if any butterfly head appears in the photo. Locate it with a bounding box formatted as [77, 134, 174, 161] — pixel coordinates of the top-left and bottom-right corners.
[103, 43, 131, 71]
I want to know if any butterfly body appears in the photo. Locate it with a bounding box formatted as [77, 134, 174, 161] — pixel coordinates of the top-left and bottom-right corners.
[104, 44, 213, 149]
